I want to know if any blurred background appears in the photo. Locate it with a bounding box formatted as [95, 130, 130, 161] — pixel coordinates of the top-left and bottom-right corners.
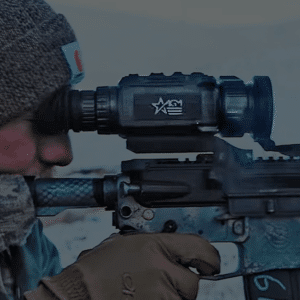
[39, 1, 300, 299]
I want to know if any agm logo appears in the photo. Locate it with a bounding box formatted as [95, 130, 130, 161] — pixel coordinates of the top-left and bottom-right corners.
[152, 97, 183, 115]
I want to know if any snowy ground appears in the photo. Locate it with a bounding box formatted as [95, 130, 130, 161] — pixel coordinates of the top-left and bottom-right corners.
[39, 208, 118, 268]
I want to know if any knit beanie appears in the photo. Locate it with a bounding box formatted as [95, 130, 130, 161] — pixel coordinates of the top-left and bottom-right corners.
[0, 0, 85, 128]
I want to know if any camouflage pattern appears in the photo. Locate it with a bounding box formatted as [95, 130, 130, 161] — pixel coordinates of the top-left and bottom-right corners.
[0, 175, 36, 253]
[0, 174, 36, 298]
[0, 247, 18, 299]
[0, 175, 62, 299]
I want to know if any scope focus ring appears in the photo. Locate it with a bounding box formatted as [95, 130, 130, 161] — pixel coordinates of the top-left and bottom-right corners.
[95, 87, 118, 134]
[218, 76, 249, 137]
[80, 91, 97, 131]
[96, 88, 110, 132]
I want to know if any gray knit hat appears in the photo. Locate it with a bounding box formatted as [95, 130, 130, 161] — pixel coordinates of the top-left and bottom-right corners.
[0, 0, 85, 128]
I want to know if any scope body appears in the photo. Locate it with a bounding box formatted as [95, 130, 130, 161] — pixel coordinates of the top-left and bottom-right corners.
[68, 72, 273, 144]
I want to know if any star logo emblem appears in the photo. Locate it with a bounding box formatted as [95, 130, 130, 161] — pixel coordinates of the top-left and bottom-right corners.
[152, 98, 183, 115]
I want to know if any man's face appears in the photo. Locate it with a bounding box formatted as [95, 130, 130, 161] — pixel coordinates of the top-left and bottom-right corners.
[0, 110, 73, 178]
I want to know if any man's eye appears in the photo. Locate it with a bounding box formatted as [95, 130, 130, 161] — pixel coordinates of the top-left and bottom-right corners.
[25, 117, 40, 125]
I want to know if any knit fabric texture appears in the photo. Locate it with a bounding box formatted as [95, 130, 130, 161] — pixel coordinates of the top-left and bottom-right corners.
[0, 0, 78, 128]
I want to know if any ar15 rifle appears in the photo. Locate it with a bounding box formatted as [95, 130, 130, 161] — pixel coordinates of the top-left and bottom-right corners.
[25, 72, 300, 299]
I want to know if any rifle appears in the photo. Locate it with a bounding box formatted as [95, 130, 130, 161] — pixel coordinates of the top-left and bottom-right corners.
[25, 73, 300, 299]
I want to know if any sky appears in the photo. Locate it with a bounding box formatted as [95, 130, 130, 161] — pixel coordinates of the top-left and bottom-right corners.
[45, 0, 300, 176]
[49, 0, 300, 27]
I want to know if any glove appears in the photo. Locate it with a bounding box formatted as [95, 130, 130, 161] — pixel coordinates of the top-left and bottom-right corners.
[24, 233, 220, 300]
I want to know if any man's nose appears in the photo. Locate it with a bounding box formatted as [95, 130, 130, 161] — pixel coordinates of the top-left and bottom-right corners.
[37, 133, 73, 166]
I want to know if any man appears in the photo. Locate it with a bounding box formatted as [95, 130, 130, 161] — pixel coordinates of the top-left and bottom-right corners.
[0, 1, 220, 299]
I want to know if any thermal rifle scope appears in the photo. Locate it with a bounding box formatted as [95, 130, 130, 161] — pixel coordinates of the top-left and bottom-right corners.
[36, 72, 300, 154]
[36, 72, 274, 153]
[64, 73, 274, 151]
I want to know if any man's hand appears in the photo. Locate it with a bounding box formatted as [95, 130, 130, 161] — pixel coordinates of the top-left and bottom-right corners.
[24, 233, 220, 300]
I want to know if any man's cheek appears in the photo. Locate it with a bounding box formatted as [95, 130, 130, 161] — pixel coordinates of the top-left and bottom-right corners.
[0, 134, 36, 171]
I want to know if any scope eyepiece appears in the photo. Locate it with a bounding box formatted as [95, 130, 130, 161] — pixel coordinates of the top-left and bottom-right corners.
[31, 85, 71, 136]
[67, 87, 118, 133]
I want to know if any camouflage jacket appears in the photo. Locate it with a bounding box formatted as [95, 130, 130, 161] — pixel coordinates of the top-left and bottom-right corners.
[0, 174, 63, 299]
